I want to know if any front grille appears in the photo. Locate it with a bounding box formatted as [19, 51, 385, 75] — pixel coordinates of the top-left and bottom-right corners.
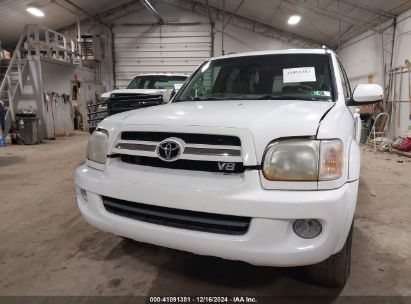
[107, 93, 163, 115]
[103, 196, 251, 235]
[120, 155, 245, 173]
[114, 132, 244, 173]
[121, 132, 241, 146]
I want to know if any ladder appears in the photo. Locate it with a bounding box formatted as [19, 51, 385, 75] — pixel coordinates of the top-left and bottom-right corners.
[0, 31, 28, 140]
[0, 58, 10, 84]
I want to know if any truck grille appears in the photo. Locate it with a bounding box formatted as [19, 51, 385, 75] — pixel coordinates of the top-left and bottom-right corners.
[112, 131, 243, 173]
[121, 132, 241, 146]
[107, 93, 163, 116]
[103, 196, 251, 235]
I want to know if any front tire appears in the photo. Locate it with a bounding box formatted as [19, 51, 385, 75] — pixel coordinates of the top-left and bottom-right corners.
[305, 223, 353, 287]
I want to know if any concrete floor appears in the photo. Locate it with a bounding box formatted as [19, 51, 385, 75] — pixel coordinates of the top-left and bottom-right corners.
[0, 132, 410, 297]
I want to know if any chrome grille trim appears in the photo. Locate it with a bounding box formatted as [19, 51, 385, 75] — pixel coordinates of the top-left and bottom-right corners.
[113, 141, 242, 159]
[115, 143, 156, 152]
[184, 147, 241, 157]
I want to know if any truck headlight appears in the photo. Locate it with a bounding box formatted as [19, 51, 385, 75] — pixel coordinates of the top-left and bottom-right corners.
[262, 139, 343, 181]
[86, 129, 109, 164]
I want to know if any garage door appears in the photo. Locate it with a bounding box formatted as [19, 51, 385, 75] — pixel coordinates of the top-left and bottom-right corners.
[113, 25, 212, 88]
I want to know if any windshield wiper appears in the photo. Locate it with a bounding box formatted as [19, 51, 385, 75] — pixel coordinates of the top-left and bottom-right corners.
[252, 95, 328, 101]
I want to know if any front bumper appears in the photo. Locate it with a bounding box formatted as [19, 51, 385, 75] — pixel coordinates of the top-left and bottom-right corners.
[75, 159, 358, 267]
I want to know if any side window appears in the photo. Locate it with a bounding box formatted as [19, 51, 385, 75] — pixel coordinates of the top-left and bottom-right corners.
[338, 61, 352, 99]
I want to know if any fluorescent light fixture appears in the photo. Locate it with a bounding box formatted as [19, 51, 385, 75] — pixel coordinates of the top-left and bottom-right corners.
[26, 7, 45, 17]
[288, 15, 301, 25]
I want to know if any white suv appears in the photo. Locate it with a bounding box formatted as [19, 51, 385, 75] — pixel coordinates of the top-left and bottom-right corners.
[75, 49, 383, 286]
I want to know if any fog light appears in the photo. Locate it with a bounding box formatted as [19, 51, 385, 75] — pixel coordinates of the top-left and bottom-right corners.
[293, 219, 322, 239]
[80, 188, 88, 202]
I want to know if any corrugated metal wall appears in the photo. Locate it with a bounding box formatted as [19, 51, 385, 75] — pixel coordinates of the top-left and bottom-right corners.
[113, 24, 212, 88]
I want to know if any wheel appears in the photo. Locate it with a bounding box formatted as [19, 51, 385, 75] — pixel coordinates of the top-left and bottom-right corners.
[305, 223, 353, 287]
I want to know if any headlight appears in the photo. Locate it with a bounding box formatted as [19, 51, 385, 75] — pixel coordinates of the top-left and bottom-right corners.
[86, 129, 109, 164]
[262, 139, 343, 181]
[263, 140, 320, 181]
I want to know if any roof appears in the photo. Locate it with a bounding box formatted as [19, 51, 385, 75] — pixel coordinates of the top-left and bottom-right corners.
[210, 48, 331, 61]
[203, 0, 411, 48]
[1, 1, 411, 47]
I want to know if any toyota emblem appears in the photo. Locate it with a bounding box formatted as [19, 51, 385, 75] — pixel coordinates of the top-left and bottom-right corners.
[156, 138, 184, 162]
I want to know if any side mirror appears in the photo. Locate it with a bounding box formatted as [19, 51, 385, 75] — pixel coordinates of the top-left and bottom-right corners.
[347, 84, 383, 106]
[163, 89, 176, 104]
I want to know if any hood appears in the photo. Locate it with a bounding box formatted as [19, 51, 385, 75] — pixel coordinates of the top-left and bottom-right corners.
[101, 89, 165, 98]
[115, 100, 334, 161]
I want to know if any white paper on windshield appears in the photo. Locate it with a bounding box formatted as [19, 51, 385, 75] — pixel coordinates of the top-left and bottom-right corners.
[283, 67, 316, 83]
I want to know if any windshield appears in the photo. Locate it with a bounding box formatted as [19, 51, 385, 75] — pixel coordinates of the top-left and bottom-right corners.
[175, 54, 334, 102]
[127, 75, 187, 90]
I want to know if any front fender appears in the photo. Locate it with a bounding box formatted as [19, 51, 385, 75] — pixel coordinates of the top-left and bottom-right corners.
[354, 109, 362, 143]
[348, 139, 360, 181]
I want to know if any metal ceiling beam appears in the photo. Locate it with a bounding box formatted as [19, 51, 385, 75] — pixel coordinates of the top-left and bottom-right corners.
[205, 0, 214, 27]
[205, 0, 215, 56]
[222, 0, 245, 29]
[339, 0, 397, 19]
[164, 0, 321, 48]
[140, 0, 164, 23]
[115, 21, 205, 26]
[59, 0, 114, 30]
[331, 0, 408, 46]
[57, 0, 145, 31]
[61, 0, 94, 18]
[280, 0, 382, 34]
[51, 0, 78, 15]
[102, 1, 144, 24]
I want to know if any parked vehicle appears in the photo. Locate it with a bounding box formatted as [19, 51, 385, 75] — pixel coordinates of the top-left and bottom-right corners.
[76, 49, 383, 286]
[88, 73, 188, 133]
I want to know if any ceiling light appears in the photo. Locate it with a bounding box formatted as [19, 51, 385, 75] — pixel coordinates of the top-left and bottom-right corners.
[26, 7, 45, 17]
[288, 15, 301, 25]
